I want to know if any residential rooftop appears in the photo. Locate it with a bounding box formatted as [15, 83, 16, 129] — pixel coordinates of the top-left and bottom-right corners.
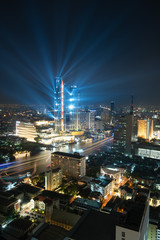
[72, 197, 102, 210]
[91, 176, 112, 187]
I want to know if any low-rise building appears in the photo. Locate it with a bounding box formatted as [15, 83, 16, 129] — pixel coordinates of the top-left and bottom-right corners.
[17, 183, 42, 199]
[66, 188, 150, 240]
[0, 218, 34, 240]
[45, 167, 62, 191]
[0, 190, 20, 214]
[72, 197, 101, 214]
[33, 190, 72, 222]
[90, 176, 113, 197]
[50, 209, 80, 230]
[100, 166, 121, 183]
[119, 186, 133, 200]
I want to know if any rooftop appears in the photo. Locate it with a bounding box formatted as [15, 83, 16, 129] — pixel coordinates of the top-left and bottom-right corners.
[0, 196, 17, 207]
[91, 177, 112, 187]
[34, 190, 71, 202]
[101, 166, 120, 175]
[51, 209, 80, 226]
[67, 210, 115, 240]
[72, 197, 101, 210]
[0, 218, 34, 240]
[8, 218, 33, 231]
[17, 183, 42, 194]
[0, 190, 14, 199]
[32, 223, 68, 240]
[52, 151, 84, 159]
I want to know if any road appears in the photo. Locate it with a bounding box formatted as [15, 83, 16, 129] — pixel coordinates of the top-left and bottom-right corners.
[0, 136, 113, 183]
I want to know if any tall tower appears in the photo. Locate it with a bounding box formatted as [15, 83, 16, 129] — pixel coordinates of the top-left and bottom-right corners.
[126, 96, 134, 154]
[54, 77, 64, 133]
[110, 101, 115, 124]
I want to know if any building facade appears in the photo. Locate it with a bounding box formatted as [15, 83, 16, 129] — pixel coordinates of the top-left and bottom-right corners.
[54, 77, 65, 133]
[51, 152, 86, 178]
[137, 119, 153, 140]
[16, 121, 37, 142]
[45, 168, 62, 191]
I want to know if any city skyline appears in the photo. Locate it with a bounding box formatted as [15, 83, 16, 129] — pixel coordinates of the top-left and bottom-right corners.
[0, 1, 160, 106]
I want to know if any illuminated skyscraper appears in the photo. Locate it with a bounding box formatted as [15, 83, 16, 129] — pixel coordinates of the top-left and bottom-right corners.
[69, 85, 80, 131]
[54, 77, 64, 133]
[138, 119, 153, 140]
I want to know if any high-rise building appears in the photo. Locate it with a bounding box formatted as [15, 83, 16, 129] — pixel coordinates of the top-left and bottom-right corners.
[110, 101, 115, 124]
[51, 152, 86, 178]
[114, 115, 127, 150]
[110, 101, 115, 114]
[68, 85, 80, 131]
[126, 96, 134, 154]
[137, 119, 153, 140]
[79, 110, 95, 131]
[54, 77, 64, 133]
[45, 168, 62, 191]
[101, 109, 110, 123]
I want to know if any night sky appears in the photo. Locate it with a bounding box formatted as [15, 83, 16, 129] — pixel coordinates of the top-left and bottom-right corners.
[0, 0, 160, 105]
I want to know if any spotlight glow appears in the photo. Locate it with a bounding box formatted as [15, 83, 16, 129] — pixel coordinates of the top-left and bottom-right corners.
[69, 104, 74, 110]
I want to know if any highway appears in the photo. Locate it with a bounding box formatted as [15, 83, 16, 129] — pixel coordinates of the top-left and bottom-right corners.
[0, 136, 113, 183]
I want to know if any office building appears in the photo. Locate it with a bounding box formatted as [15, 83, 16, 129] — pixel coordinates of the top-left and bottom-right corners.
[45, 168, 62, 191]
[51, 152, 86, 178]
[16, 120, 56, 144]
[114, 115, 127, 150]
[54, 77, 65, 133]
[137, 119, 153, 140]
[133, 141, 160, 160]
[101, 108, 110, 123]
[16, 121, 37, 142]
[95, 118, 104, 131]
